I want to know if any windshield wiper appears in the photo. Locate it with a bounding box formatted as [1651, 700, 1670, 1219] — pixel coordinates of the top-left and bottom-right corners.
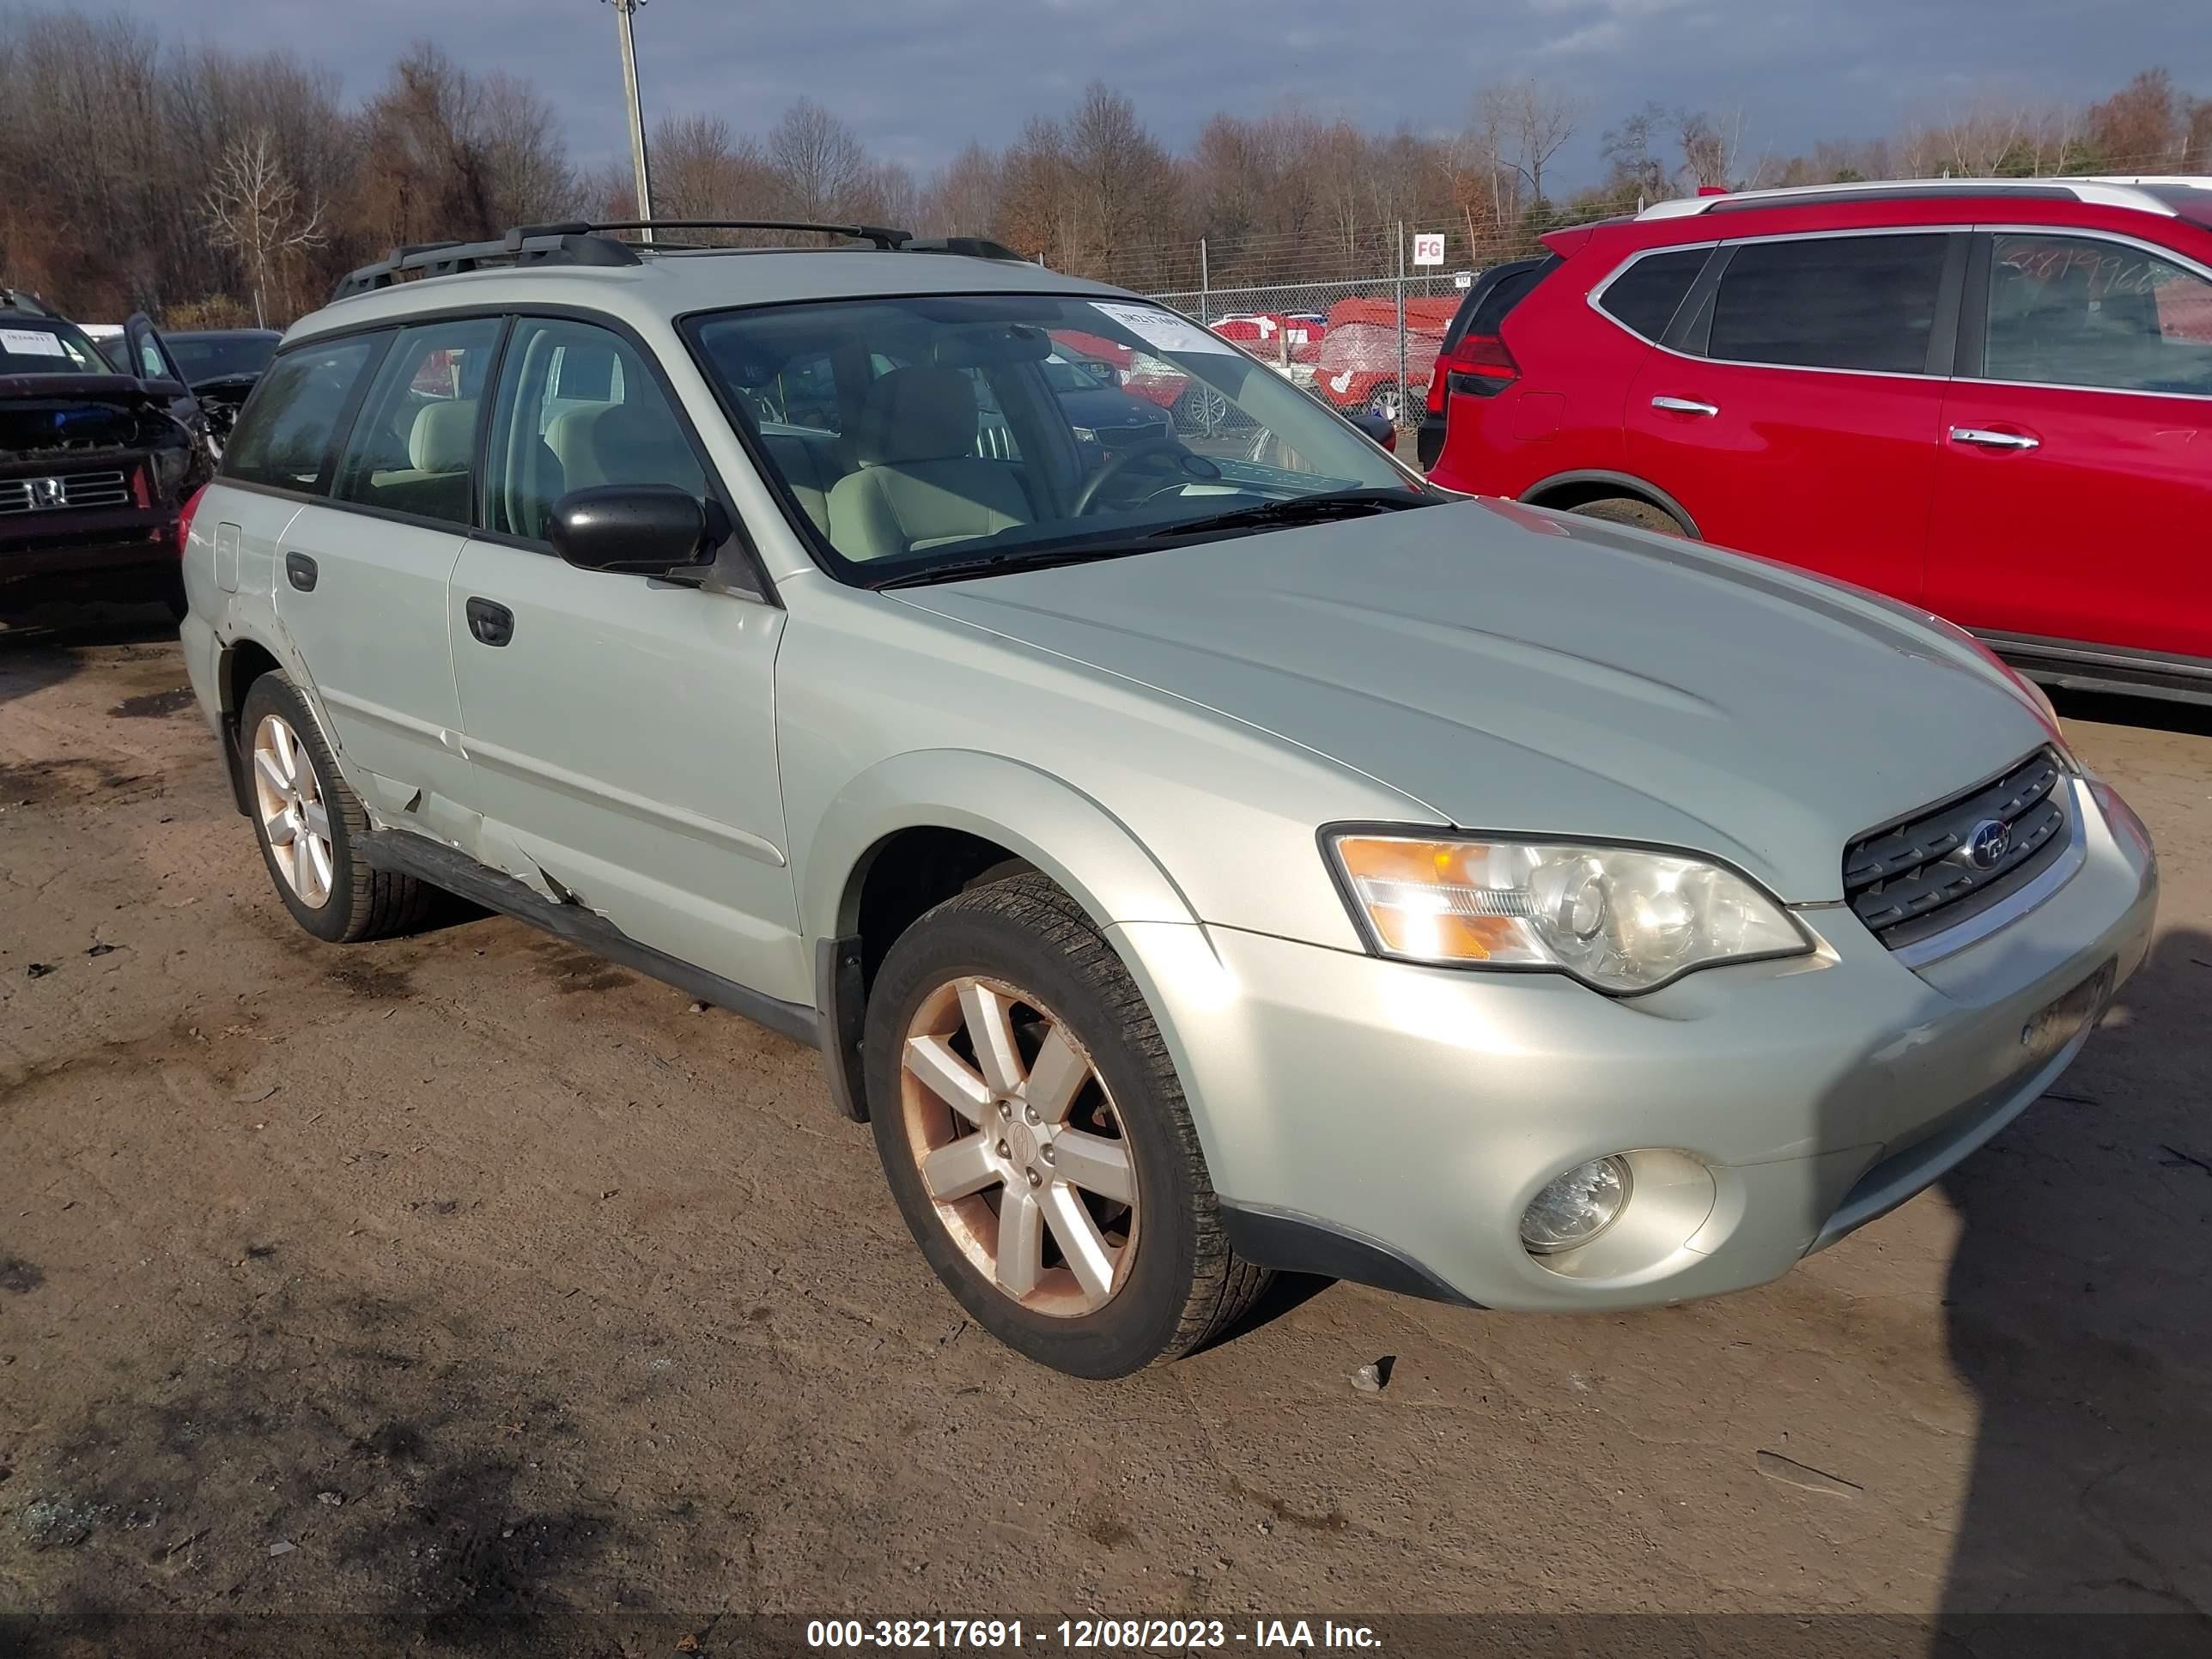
[1127, 487, 1435, 540]
[871, 544, 1148, 590]
[870, 489, 1437, 590]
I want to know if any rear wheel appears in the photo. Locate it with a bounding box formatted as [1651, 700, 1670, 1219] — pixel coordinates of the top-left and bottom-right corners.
[866, 874, 1267, 1377]
[240, 672, 435, 944]
[1364, 384, 1403, 423]
[1564, 495, 1687, 536]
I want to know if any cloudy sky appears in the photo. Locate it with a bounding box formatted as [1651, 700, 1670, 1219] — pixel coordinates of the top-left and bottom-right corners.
[116, 0, 2209, 185]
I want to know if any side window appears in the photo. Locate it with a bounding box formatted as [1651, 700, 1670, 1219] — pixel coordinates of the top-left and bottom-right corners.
[484, 316, 708, 543]
[1598, 248, 1709, 342]
[1708, 234, 1949, 374]
[222, 335, 380, 494]
[1979, 234, 2212, 397]
[332, 317, 503, 527]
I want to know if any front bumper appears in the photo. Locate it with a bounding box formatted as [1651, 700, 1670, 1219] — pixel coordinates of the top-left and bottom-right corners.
[1117, 776, 2158, 1312]
[0, 504, 179, 601]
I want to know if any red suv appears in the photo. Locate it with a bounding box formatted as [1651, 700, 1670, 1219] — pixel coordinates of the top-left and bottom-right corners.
[1424, 177, 2212, 703]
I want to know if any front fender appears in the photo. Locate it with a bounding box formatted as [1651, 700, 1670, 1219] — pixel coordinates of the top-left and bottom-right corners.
[797, 748, 1234, 1143]
[797, 747, 1202, 944]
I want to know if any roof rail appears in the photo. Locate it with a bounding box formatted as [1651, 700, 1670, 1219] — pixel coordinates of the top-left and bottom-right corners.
[1638, 175, 2196, 222]
[0, 286, 58, 318]
[582, 218, 915, 249]
[328, 216, 1037, 301]
[902, 235, 1031, 264]
[331, 228, 643, 301]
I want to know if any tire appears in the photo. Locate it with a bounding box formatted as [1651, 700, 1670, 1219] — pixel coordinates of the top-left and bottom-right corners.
[1565, 495, 1687, 536]
[239, 672, 436, 944]
[865, 873, 1268, 1377]
[1364, 385, 1402, 423]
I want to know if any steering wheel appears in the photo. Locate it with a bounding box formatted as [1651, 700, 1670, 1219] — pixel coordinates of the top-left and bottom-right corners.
[1070, 436, 1197, 516]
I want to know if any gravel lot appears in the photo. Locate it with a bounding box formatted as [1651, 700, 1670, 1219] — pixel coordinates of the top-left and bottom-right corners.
[2, 607, 2208, 1650]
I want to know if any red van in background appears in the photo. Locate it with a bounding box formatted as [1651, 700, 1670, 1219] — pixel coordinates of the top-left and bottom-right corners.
[1423, 177, 2212, 703]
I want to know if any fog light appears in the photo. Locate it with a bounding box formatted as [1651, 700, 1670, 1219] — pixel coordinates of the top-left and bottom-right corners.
[1521, 1156, 1633, 1254]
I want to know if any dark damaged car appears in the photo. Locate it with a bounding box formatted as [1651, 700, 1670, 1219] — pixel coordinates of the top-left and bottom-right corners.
[2, 299, 212, 619]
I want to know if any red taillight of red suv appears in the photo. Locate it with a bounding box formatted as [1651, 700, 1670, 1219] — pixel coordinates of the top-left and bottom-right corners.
[1434, 333, 1521, 408]
[176, 483, 209, 556]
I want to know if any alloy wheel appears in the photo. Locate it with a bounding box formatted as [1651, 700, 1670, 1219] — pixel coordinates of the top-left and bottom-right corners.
[250, 713, 335, 908]
[899, 975, 1139, 1316]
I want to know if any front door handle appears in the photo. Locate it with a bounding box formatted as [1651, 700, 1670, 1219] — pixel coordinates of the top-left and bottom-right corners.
[1651, 395, 1720, 416]
[465, 597, 514, 648]
[1949, 427, 2041, 452]
[283, 552, 318, 592]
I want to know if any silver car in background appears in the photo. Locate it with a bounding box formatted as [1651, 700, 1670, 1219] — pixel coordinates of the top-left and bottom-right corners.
[178, 223, 2158, 1376]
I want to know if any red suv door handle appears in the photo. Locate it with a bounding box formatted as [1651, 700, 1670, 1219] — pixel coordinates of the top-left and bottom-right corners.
[1948, 426, 2041, 453]
[1651, 395, 1720, 416]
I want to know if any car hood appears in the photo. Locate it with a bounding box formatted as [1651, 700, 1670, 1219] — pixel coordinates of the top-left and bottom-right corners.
[0, 374, 185, 460]
[889, 499, 2058, 903]
[1055, 386, 1168, 428]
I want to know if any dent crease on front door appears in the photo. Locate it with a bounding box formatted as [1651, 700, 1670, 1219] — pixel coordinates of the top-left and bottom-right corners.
[445, 543, 805, 1005]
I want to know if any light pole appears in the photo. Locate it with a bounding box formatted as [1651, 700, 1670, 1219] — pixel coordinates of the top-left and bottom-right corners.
[605, 0, 653, 240]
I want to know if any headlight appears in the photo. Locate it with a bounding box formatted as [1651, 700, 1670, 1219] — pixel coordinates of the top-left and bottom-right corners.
[1069, 426, 1097, 443]
[1326, 831, 1809, 994]
[149, 444, 192, 493]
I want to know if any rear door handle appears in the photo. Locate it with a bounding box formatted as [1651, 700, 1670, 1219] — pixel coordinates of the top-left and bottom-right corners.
[283, 552, 318, 592]
[1650, 395, 1720, 416]
[465, 597, 514, 648]
[1948, 427, 2041, 452]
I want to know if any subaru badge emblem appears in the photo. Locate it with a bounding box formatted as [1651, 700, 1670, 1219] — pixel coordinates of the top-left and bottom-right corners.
[1966, 818, 2010, 869]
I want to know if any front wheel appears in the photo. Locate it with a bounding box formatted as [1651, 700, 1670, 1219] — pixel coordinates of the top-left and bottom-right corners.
[865, 874, 1267, 1377]
[1565, 495, 1687, 537]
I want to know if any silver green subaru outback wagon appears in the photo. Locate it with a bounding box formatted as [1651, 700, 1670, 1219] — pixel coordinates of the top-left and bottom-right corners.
[177, 222, 2158, 1376]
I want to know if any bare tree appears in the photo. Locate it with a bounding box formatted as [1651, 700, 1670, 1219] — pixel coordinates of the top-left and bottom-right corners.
[767, 98, 869, 224]
[1677, 106, 1757, 191]
[1483, 78, 1583, 208]
[921, 141, 1002, 238]
[1601, 102, 1669, 205]
[198, 129, 326, 326]
[2089, 70, 2184, 168]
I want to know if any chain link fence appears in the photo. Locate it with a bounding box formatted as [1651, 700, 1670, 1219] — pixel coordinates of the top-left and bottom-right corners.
[1117, 220, 1575, 441]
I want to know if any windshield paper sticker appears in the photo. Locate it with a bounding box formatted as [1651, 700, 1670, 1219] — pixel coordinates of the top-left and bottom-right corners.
[2, 328, 70, 358]
[1091, 302, 1237, 357]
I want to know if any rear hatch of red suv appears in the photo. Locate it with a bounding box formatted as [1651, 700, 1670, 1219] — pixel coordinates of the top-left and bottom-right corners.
[1415, 255, 1556, 470]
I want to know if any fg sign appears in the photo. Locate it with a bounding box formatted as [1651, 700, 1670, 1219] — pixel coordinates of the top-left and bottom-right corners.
[1412, 232, 1446, 267]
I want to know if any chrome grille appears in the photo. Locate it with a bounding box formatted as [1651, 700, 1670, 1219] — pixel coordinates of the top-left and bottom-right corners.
[0, 468, 133, 514]
[1842, 747, 2069, 951]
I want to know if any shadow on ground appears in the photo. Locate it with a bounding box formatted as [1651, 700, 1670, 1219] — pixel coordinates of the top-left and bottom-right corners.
[1937, 920, 2212, 1639]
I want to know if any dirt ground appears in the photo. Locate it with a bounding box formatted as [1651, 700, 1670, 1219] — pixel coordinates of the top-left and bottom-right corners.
[2, 605, 2208, 1653]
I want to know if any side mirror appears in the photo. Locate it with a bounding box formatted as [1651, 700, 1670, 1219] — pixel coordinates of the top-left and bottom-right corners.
[1347, 410, 1398, 453]
[548, 484, 713, 575]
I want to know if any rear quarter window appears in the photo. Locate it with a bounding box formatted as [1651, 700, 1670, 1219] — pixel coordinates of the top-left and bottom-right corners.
[1597, 248, 1711, 342]
[224, 335, 381, 494]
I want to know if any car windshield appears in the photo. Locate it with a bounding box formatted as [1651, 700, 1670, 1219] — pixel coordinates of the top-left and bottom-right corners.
[0, 318, 111, 376]
[685, 292, 1427, 585]
[167, 333, 277, 380]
